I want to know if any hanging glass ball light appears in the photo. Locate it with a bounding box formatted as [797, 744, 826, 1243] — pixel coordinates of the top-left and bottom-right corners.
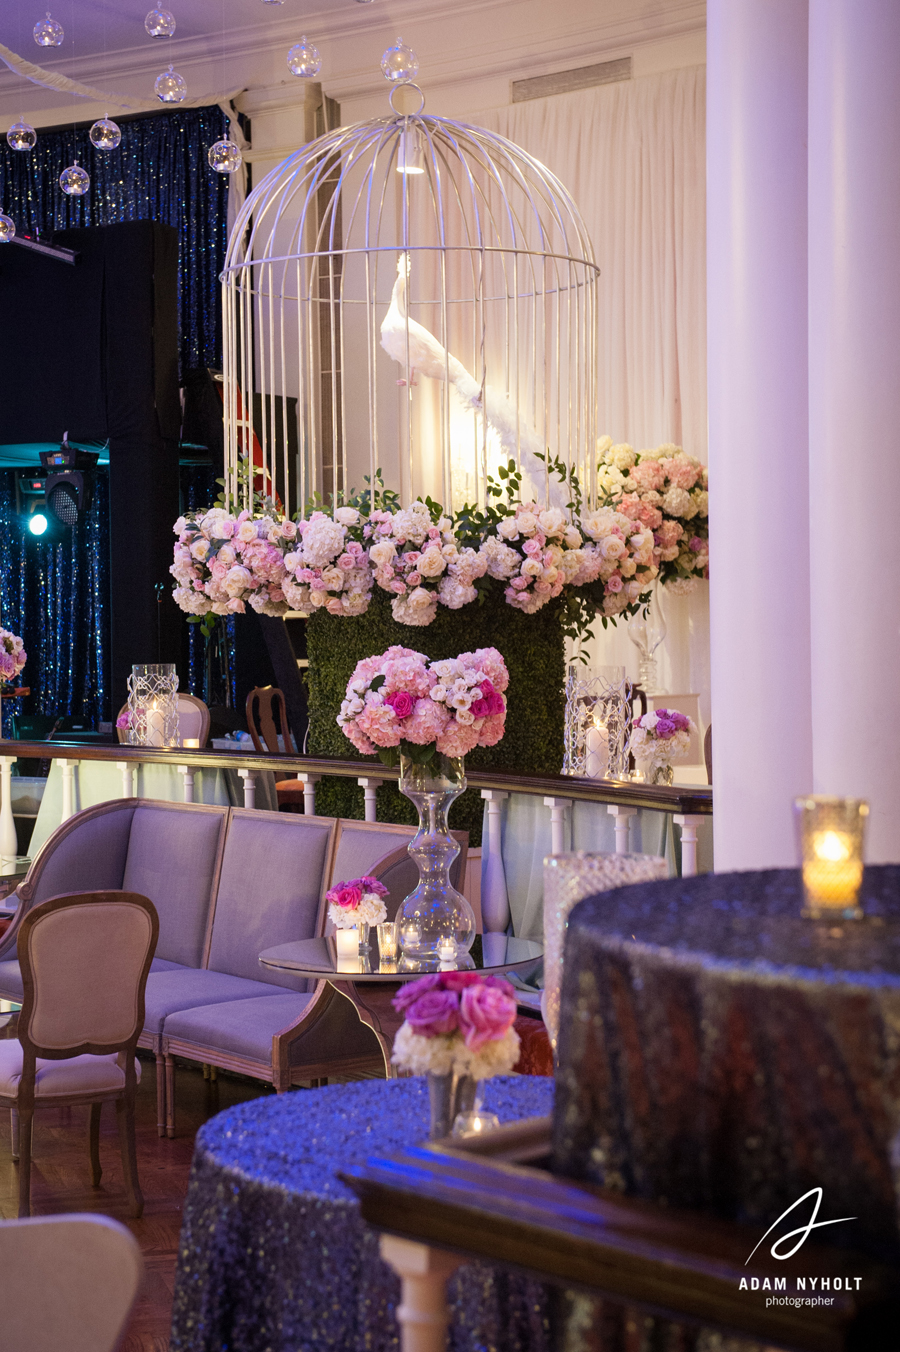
[33, 11, 64, 46]
[145, 7, 176, 38]
[287, 36, 321, 78]
[7, 120, 37, 152]
[208, 138, 242, 174]
[90, 117, 122, 150]
[0, 213, 16, 243]
[155, 64, 187, 103]
[381, 38, 418, 83]
[59, 164, 90, 196]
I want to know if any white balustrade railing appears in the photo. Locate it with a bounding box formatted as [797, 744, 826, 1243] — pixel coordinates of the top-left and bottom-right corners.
[357, 777, 383, 824]
[479, 789, 510, 933]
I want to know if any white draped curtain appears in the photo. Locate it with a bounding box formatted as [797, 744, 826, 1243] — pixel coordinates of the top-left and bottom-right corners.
[477, 66, 710, 725]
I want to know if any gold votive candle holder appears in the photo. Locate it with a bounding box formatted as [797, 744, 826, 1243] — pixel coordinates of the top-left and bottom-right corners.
[377, 921, 399, 963]
[794, 796, 868, 919]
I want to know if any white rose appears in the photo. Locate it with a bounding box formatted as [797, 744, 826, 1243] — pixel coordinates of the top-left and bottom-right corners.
[334, 506, 359, 526]
[521, 557, 542, 577]
[369, 540, 396, 567]
[416, 546, 446, 577]
[321, 567, 344, 589]
[564, 527, 582, 549]
[223, 565, 252, 597]
[516, 511, 538, 534]
[538, 507, 566, 536]
[190, 538, 210, 561]
[237, 521, 257, 543]
[497, 517, 519, 540]
[601, 536, 626, 560]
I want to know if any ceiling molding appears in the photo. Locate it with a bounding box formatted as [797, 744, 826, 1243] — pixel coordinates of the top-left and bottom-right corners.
[0, 0, 705, 104]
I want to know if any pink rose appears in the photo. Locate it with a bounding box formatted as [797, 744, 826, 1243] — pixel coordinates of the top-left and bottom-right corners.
[115, 712, 131, 729]
[440, 972, 483, 990]
[326, 883, 362, 909]
[459, 982, 517, 1050]
[392, 973, 442, 1012]
[384, 690, 414, 718]
[605, 575, 623, 593]
[338, 554, 354, 570]
[407, 571, 422, 586]
[522, 538, 542, 556]
[404, 989, 460, 1037]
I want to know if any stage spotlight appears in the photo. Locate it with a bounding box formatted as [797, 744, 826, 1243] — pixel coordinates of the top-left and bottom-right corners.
[28, 512, 48, 536]
[40, 435, 99, 527]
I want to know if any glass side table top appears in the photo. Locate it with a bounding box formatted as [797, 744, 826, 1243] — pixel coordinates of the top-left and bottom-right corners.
[259, 933, 543, 983]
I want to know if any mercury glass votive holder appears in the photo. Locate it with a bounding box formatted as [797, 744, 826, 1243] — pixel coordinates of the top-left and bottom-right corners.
[377, 921, 399, 963]
[795, 796, 869, 919]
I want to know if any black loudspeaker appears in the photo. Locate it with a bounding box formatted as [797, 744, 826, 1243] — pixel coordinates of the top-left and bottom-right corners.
[0, 220, 181, 715]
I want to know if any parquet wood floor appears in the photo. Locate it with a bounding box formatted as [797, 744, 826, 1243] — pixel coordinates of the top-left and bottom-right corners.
[0, 1053, 272, 1351]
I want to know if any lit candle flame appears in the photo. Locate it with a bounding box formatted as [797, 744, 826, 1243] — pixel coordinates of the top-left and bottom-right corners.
[814, 830, 851, 863]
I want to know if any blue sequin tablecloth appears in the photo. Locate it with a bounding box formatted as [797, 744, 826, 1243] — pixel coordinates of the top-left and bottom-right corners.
[553, 865, 900, 1266]
[171, 1076, 554, 1352]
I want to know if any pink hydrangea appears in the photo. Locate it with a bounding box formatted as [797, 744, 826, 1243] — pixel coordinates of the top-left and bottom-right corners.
[342, 723, 376, 755]
[435, 721, 480, 758]
[402, 697, 450, 745]
[356, 704, 402, 747]
[476, 712, 506, 747]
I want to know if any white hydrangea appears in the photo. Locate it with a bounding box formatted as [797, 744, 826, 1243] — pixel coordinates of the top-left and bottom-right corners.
[662, 486, 695, 519]
[391, 502, 432, 544]
[390, 1023, 519, 1078]
[300, 515, 346, 567]
[479, 536, 520, 579]
[438, 576, 477, 609]
[173, 587, 211, 615]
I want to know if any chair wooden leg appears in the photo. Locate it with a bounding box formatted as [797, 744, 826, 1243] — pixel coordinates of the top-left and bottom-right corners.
[10, 1107, 19, 1160]
[155, 1054, 166, 1138]
[17, 1107, 34, 1218]
[165, 1054, 176, 1139]
[116, 1092, 143, 1219]
[209, 1065, 217, 1083]
[88, 1102, 102, 1186]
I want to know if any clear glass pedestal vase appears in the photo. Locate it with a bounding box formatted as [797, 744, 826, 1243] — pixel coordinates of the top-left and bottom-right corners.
[641, 762, 675, 786]
[396, 754, 476, 959]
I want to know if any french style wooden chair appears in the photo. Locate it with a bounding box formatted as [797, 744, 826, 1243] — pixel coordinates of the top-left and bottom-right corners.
[0, 890, 158, 1217]
[0, 1213, 143, 1352]
[245, 685, 306, 811]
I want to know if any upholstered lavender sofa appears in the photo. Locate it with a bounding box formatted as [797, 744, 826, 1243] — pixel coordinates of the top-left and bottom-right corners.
[0, 800, 439, 1136]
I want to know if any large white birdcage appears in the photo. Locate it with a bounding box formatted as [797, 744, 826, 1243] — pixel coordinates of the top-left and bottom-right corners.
[222, 83, 600, 518]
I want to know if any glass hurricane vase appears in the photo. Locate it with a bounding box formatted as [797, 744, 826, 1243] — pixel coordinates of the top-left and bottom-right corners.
[396, 753, 476, 959]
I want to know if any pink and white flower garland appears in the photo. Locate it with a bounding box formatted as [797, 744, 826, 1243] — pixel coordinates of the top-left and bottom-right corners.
[390, 972, 520, 1079]
[326, 875, 389, 929]
[0, 628, 26, 686]
[337, 645, 508, 763]
[170, 508, 292, 618]
[630, 707, 694, 771]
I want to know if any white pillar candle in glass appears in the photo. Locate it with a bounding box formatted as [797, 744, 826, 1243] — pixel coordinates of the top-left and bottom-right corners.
[146, 699, 165, 747]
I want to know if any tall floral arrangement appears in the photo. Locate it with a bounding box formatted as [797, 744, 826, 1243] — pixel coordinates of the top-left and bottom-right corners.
[337, 644, 508, 765]
[0, 628, 26, 687]
[170, 506, 291, 629]
[596, 437, 709, 593]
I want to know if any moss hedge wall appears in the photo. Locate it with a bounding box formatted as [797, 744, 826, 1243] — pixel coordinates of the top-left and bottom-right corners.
[305, 587, 566, 845]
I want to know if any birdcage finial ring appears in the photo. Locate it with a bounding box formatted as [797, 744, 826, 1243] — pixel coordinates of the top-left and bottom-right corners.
[389, 81, 425, 117]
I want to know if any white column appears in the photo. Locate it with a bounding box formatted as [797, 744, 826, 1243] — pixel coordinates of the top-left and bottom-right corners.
[178, 765, 195, 804]
[357, 777, 382, 823]
[808, 0, 900, 860]
[379, 1234, 460, 1352]
[707, 0, 813, 869]
[0, 756, 17, 860]
[479, 789, 509, 933]
[116, 762, 135, 798]
[59, 759, 76, 823]
[674, 814, 706, 878]
[543, 797, 572, 857]
[607, 805, 637, 855]
[238, 769, 256, 809]
[299, 773, 321, 815]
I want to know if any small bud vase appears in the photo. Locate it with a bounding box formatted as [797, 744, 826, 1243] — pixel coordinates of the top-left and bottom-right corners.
[396, 753, 476, 958]
[427, 1070, 477, 1139]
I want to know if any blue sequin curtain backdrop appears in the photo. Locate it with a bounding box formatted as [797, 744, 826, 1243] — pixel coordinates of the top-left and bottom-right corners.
[0, 472, 110, 736]
[0, 105, 228, 373]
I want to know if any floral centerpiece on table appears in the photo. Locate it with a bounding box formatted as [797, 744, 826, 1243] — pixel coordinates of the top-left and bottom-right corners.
[596, 437, 709, 593]
[337, 645, 508, 766]
[326, 875, 389, 930]
[0, 628, 26, 689]
[630, 707, 695, 785]
[391, 971, 520, 1079]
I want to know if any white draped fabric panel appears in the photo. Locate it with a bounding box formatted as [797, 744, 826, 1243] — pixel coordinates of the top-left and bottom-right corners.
[477, 67, 710, 726]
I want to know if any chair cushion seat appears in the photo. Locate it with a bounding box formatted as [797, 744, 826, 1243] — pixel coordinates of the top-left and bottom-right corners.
[0, 1044, 141, 1099]
[144, 968, 297, 1036]
[149, 957, 186, 973]
[0, 959, 22, 1002]
[163, 993, 311, 1064]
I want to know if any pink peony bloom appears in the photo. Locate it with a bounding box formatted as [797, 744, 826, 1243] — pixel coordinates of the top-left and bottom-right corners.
[326, 883, 362, 909]
[384, 690, 414, 719]
[459, 982, 517, 1050]
[392, 973, 442, 1012]
[405, 989, 460, 1037]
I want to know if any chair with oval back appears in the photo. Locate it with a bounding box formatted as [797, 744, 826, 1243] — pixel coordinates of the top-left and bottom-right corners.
[245, 686, 306, 811]
[0, 890, 158, 1217]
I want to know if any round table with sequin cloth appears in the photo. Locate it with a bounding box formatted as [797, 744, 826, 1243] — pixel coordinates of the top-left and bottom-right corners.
[170, 1076, 554, 1352]
[553, 864, 900, 1268]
